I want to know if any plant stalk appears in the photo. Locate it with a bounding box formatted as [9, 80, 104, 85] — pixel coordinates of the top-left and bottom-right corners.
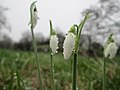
[72, 53, 77, 90]
[72, 13, 89, 90]
[50, 53, 55, 90]
[103, 57, 107, 90]
[31, 26, 43, 90]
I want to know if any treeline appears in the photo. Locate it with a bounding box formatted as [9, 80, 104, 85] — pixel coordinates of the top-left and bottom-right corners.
[0, 31, 65, 52]
[1, 31, 120, 57]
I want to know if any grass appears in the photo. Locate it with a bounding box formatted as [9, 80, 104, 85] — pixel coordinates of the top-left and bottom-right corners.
[0, 48, 120, 90]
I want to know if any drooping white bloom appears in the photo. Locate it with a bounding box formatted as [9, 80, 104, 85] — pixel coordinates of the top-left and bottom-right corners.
[104, 42, 118, 59]
[50, 35, 58, 54]
[31, 10, 39, 28]
[29, 1, 39, 29]
[63, 33, 76, 60]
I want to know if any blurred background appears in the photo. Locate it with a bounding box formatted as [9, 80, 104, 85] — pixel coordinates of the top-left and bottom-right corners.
[0, 0, 120, 90]
[0, 0, 120, 54]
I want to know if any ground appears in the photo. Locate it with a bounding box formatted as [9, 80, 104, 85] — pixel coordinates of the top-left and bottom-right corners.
[0, 49, 120, 90]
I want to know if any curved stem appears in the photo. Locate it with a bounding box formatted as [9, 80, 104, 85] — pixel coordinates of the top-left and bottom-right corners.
[78, 13, 89, 41]
[74, 24, 79, 35]
[50, 54, 55, 90]
[72, 53, 77, 90]
[103, 57, 107, 90]
[31, 26, 43, 90]
[72, 13, 89, 90]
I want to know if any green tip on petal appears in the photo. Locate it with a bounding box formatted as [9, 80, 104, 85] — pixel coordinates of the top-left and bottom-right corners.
[108, 33, 114, 42]
[69, 25, 75, 34]
[52, 30, 57, 35]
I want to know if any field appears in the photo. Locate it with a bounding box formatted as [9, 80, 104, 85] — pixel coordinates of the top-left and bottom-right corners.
[0, 48, 120, 90]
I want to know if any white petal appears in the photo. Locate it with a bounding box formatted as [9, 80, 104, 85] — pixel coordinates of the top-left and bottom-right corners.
[63, 33, 75, 60]
[104, 42, 118, 59]
[50, 35, 58, 54]
[32, 12, 38, 28]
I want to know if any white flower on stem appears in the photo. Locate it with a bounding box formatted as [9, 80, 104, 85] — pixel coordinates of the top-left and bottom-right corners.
[104, 34, 118, 59]
[63, 32, 76, 60]
[104, 42, 118, 59]
[29, 1, 39, 29]
[32, 9, 39, 28]
[50, 35, 58, 54]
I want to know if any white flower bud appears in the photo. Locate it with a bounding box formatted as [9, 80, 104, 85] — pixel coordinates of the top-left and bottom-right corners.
[63, 33, 76, 60]
[32, 10, 39, 28]
[104, 42, 118, 59]
[29, 2, 39, 29]
[50, 35, 58, 54]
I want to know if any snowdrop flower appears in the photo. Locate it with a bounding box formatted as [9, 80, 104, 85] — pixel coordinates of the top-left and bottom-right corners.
[50, 35, 58, 54]
[63, 32, 76, 60]
[29, 1, 39, 29]
[104, 42, 118, 59]
[104, 34, 118, 59]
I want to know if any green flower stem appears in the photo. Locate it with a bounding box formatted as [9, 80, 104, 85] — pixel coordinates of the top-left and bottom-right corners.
[50, 53, 55, 90]
[49, 20, 55, 90]
[50, 20, 53, 35]
[31, 26, 43, 90]
[55, 80, 58, 90]
[78, 13, 89, 42]
[72, 13, 90, 90]
[72, 53, 77, 90]
[103, 57, 107, 90]
[74, 13, 90, 54]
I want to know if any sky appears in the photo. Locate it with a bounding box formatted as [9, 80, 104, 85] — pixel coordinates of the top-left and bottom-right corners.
[2, 0, 98, 42]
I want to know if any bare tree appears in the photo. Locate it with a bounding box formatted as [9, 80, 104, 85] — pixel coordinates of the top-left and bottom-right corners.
[15, 30, 46, 51]
[83, 0, 120, 45]
[0, 4, 11, 47]
[0, 5, 10, 31]
[0, 33, 13, 49]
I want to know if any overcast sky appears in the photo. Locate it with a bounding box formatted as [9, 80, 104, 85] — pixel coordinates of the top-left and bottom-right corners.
[2, 0, 98, 42]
